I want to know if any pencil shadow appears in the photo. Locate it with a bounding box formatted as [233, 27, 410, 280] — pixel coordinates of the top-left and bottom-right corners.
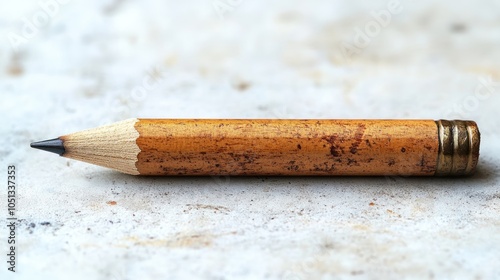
[81, 162, 498, 220]
[88, 160, 497, 192]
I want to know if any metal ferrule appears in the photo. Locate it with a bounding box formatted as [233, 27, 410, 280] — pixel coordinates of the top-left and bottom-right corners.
[436, 120, 480, 176]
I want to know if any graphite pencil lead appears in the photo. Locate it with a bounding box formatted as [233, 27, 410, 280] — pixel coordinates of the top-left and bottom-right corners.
[30, 138, 66, 156]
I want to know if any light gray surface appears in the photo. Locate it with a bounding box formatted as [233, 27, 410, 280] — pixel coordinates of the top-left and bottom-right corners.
[1, 1, 499, 279]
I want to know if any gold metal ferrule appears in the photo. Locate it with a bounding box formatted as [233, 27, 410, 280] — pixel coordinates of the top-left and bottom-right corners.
[436, 120, 480, 176]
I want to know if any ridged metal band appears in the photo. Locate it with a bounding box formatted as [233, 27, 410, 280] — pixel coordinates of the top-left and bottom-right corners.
[435, 120, 480, 176]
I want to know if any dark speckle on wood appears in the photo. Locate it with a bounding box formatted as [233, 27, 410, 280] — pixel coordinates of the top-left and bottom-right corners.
[365, 139, 372, 147]
[322, 135, 343, 157]
[349, 125, 366, 154]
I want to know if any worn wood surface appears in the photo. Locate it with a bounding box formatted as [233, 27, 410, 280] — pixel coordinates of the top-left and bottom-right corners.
[135, 119, 438, 176]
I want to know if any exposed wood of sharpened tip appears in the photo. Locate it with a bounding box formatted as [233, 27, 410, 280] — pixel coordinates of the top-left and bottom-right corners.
[135, 119, 439, 176]
[61, 119, 141, 175]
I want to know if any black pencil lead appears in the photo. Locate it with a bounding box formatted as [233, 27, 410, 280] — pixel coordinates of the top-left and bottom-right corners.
[30, 138, 65, 156]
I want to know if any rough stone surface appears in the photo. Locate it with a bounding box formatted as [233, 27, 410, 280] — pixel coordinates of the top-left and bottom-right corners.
[0, 1, 499, 279]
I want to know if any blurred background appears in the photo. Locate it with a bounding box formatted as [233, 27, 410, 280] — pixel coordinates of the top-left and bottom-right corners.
[0, 1, 499, 279]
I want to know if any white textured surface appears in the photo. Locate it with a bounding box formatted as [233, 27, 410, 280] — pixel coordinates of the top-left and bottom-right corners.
[0, 1, 499, 279]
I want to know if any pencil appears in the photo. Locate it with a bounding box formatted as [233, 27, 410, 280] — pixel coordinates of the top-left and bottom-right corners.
[30, 119, 480, 176]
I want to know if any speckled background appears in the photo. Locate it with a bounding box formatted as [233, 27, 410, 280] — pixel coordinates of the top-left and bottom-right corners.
[0, 1, 499, 279]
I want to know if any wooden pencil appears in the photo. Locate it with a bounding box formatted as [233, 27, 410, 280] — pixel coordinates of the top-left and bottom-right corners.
[30, 119, 480, 176]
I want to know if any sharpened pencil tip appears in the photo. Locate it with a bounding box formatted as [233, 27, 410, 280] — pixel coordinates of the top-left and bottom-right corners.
[30, 138, 65, 156]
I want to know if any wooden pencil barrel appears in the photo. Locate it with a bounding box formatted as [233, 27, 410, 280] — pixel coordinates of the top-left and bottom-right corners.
[134, 119, 479, 176]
